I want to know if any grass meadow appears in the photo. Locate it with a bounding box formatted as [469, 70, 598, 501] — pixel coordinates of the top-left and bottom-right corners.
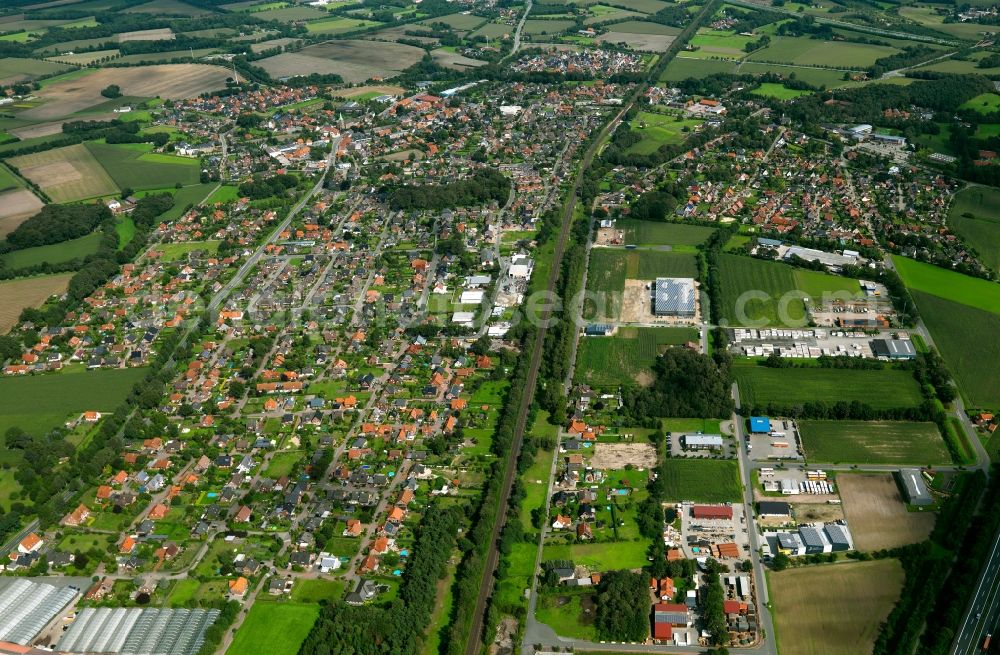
[733, 364, 924, 410]
[659, 458, 741, 502]
[892, 255, 1000, 316]
[226, 602, 320, 655]
[949, 186, 1000, 273]
[618, 220, 715, 246]
[798, 420, 949, 465]
[575, 326, 698, 387]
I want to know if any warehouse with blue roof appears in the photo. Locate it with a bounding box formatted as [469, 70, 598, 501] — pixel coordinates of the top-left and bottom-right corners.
[750, 417, 770, 433]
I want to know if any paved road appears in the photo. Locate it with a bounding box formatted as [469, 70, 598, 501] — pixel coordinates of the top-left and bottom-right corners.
[953, 531, 1000, 655]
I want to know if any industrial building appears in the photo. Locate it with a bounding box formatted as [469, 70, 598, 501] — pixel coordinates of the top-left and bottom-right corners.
[897, 468, 933, 506]
[782, 246, 858, 272]
[749, 417, 771, 433]
[691, 504, 733, 520]
[871, 338, 916, 360]
[58, 607, 220, 655]
[682, 434, 724, 451]
[757, 501, 791, 519]
[0, 578, 79, 645]
[652, 278, 696, 317]
[768, 522, 855, 557]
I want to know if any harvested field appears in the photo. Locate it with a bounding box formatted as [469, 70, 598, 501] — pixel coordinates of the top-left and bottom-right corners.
[9, 114, 115, 139]
[258, 40, 424, 83]
[9, 143, 117, 202]
[337, 84, 404, 98]
[118, 28, 175, 42]
[0, 273, 74, 333]
[770, 559, 904, 655]
[838, 474, 935, 550]
[590, 442, 657, 469]
[25, 64, 229, 120]
[0, 189, 44, 237]
[431, 48, 486, 70]
[46, 49, 120, 65]
[0, 57, 71, 85]
[596, 30, 675, 51]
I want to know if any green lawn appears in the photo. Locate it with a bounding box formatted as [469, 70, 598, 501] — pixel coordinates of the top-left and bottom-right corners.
[160, 183, 219, 221]
[618, 220, 716, 247]
[84, 141, 200, 191]
[536, 591, 598, 640]
[960, 92, 1000, 115]
[206, 184, 241, 205]
[1, 232, 102, 270]
[0, 164, 23, 192]
[575, 327, 699, 387]
[521, 448, 554, 532]
[751, 82, 813, 100]
[0, 367, 148, 440]
[798, 420, 949, 465]
[543, 538, 649, 571]
[950, 186, 1000, 274]
[660, 458, 741, 502]
[116, 216, 136, 250]
[151, 240, 222, 261]
[627, 112, 702, 155]
[289, 578, 344, 603]
[911, 290, 1000, 408]
[227, 602, 320, 655]
[733, 364, 925, 411]
[264, 450, 305, 478]
[892, 255, 1000, 316]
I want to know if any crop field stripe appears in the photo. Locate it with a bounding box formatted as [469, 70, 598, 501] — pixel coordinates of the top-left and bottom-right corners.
[733, 364, 924, 410]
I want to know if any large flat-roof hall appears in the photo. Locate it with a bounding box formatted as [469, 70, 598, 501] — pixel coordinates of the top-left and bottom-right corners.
[652, 277, 696, 317]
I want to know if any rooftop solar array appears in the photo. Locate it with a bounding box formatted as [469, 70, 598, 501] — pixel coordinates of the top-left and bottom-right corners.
[0, 578, 80, 645]
[59, 608, 220, 655]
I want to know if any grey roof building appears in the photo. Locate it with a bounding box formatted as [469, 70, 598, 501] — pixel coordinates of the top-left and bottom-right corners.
[898, 468, 933, 506]
[799, 525, 832, 554]
[871, 338, 917, 359]
[652, 278, 696, 317]
[824, 523, 854, 551]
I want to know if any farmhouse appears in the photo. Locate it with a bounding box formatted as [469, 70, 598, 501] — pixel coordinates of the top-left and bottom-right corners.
[897, 468, 932, 506]
[652, 278, 696, 317]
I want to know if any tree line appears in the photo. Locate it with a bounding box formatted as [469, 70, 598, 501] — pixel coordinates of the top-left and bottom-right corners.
[387, 168, 511, 211]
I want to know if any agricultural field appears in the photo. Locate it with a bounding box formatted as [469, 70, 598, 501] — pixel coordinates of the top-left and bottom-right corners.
[770, 559, 904, 655]
[8, 143, 118, 202]
[226, 602, 320, 655]
[891, 255, 1000, 316]
[733, 364, 925, 411]
[522, 19, 576, 35]
[949, 185, 1000, 274]
[0, 57, 71, 85]
[747, 36, 899, 68]
[84, 142, 200, 190]
[798, 420, 949, 465]
[911, 290, 1000, 408]
[838, 473, 936, 549]
[688, 29, 754, 58]
[751, 82, 813, 100]
[45, 49, 120, 65]
[738, 62, 857, 89]
[0, 188, 44, 237]
[597, 20, 678, 51]
[627, 112, 703, 155]
[0, 366, 148, 442]
[117, 28, 176, 42]
[619, 220, 715, 247]
[258, 40, 424, 84]
[661, 56, 736, 81]
[574, 326, 699, 387]
[0, 273, 74, 333]
[419, 12, 485, 31]
[305, 17, 380, 34]
[898, 5, 992, 40]
[1, 232, 103, 270]
[583, 6, 645, 25]
[659, 458, 741, 502]
[23, 64, 229, 120]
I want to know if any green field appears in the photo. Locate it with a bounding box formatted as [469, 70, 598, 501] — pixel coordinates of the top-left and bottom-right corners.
[542, 538, 650, 571]
[0, 164, 23, 192]
[660, 458, 741, 502]
[747, 36, 898, 68]
[950, 186, 1000, 274]
[1, 232, 103, 270]
[289, 578, 344, 603]
[911, 290, 1000, 408]
[151, 240, 222, 261]
[160, 183, 218, 221]
[751, 82, 813, 100]
[305, 17, 380, 33]
[628, 111, 702, 155]
[575, 326, 699, 387]
[717, 254, 859, 327]
[226, 602, 320, 655]
[536, 591, 598, 640]
[891, 255, 1000, 316]
[798, 420, 949, 465]
[960, 92, 1000, 115]
[0, 367, 149, 445]
[84, 141, 200, 191]
[733, 364, 925, 411]
[619, 220, 715, 247]
[264, 450, 304, 477]
[739, 62, 857, 89]
[585, 249, 698, 320]
[522, 19, 576, 35]
[661, 56, 736, 81]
